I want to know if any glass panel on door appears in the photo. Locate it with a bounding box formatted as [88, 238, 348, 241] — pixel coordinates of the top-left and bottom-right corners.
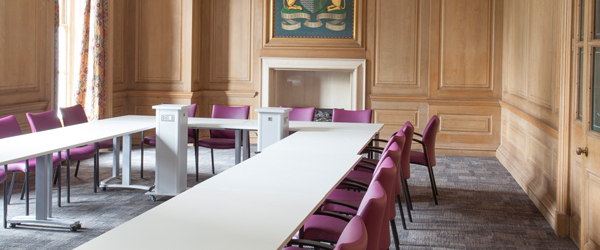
[592, 47, 600, 131]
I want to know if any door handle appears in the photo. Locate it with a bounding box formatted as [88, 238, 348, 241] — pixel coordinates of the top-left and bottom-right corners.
[576, 147, 588, 157]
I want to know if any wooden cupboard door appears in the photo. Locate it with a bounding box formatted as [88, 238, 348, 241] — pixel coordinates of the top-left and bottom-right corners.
[581, 1, 600, 249]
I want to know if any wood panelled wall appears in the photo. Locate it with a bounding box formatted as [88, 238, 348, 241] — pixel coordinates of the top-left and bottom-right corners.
[0, 0, 55, 133]
[496, 0, 571, 236]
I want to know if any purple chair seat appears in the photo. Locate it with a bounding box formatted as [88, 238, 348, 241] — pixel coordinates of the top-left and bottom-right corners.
[410, 151, 427, 166]
[61, 145, 97, 161]
[98, 139, 113, 149]
[303, 214, 348, 243]
[6, 154, 62, 173]
[197, 138, 236, 149]
[323, 189, 365, 214]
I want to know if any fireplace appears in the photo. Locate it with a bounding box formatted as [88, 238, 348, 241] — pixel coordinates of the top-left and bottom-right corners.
[260, 58, 367, 111]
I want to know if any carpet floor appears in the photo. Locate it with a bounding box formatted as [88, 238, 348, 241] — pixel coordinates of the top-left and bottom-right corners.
[0, 145, 577, 250]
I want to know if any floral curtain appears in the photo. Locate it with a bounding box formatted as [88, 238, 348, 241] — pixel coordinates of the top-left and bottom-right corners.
[76, 0, 108, 121]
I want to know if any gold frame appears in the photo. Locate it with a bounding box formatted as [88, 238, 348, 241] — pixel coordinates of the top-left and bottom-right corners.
[268, 0, 358, 41]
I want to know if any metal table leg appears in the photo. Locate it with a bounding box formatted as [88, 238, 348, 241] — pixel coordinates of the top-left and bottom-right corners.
[100, 135, 151, 191]
[8, 154, 81, 231]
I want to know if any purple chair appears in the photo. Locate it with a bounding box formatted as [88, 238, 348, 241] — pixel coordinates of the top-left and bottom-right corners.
[285, 216, 368, 250]
[60, 104, 114, 177]
[27, 110, 98, 206]
[141, 103, 198, 180]
[0, 115, 62, 213]
[410, 115, 440, 205]
[1, 166, 6, 228]
[332, 109, 372, 123]
[280, 106, 315, 121]
[324, 137, 405, 250]
[302, 181, 387, 250]
[197, 104, 250, 175]
[359, 121, 415, 220]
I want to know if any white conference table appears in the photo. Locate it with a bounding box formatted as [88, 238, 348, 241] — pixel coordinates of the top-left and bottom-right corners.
[0, 114, 382, 239]
[75, 121, 382, 250]
[0, 116, 155, 230]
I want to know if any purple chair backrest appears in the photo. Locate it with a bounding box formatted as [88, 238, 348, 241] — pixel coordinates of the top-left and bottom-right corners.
[60, 104, 88, 126]
[400, 121, 414, 179]
[280, 106, 315, 122]
[332, 109, 372, 123]
[370, 156, 397, 248]
[356, 181, 387, 250]
[187, 103, 198, 137]
[0, 115, 23, 139]
[334, 216, 368, 250]
[26, 110, 63, 132]
[210, 104, 250, 139]
[422, 115, 440, 166]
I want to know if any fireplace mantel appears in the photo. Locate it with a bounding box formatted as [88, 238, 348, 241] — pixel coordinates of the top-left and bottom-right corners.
[260, 57, 366, 110]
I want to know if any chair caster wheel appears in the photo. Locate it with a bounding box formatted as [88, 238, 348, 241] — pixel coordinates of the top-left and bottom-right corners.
[150, 195, 156, 202]
[101, 187, 106, 191]
[9, 223, 17, 228]
[70, 226, 77, 232]
[77, 224, 82, 229]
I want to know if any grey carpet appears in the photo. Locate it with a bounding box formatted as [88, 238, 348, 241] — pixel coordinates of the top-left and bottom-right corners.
[0, 146, 577, 250]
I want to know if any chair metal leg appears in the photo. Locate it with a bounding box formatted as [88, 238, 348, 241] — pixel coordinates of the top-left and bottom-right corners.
[430, 166, 439, 196]
[19, 180, 25, 200]
[390, 219, 401, 250]
[25, 160, 29, 216]
[400, 183, 413, 222]
[404, 178, 413, 211]
[93, 143, 99, 193]
[210, 148, 215, 175]
[3, 176, 7, 229]
[423, 147, 438, 205]
[7, 173, 16, 205]
[57, 159, 61, 208]
[74, 160, 81, 177]
[194, 129, 199, 182]
[140, 131, 144, 179]
[395, 195, 407, 230]
[66, 151, 71, 203]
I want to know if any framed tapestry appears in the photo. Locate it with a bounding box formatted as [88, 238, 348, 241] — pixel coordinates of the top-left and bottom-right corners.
[270, 0, 357, 40]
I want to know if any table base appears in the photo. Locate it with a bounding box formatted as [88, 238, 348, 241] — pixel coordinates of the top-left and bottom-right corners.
[8, 216, 81, 231]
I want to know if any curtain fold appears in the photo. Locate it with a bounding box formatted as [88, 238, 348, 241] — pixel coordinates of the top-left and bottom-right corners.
[76, 0, 108, 121]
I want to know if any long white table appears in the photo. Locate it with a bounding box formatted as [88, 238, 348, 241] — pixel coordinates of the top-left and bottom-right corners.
[0, 116, 155, 230]
[75, 120, 383, 249]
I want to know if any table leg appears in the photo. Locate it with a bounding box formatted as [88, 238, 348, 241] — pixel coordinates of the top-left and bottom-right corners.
[112, 137, 120, 178]
[8, 154, 80, 230]
[100, 134, 150, 191]
[235, 130, 241, 164]
[242, 130, 250, 161]
[122, 134, 132, 186]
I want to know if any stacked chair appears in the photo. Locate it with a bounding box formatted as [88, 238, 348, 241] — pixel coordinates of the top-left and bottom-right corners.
[293, 132, 406, 250]
[410, 115, 440, 205]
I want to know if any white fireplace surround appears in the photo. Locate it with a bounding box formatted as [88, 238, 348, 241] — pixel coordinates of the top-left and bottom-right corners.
[260, 57, 366, 110]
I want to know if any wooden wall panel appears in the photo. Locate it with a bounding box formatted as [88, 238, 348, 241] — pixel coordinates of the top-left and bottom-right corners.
[374, 0, 418, 87]
[0, 0, 55, 128]
[502, 0, 560, 129]
[429, 0, 502, 99]
[136, 0, 183, 89]
[497, 104, 559, 230]
[113, 0, 125, 86]
[585, 172, 600, 249]
[440, 0, 491, 89]
[210, 0, 252, 83]
[430, 104, 500, 152]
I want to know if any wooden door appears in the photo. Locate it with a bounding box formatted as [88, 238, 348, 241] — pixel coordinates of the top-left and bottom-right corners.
[571, 0, 585, 248]
[580, 0, 600, 249]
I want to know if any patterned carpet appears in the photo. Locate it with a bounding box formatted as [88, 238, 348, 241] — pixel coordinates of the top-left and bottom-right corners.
[0, 145, 577, 250]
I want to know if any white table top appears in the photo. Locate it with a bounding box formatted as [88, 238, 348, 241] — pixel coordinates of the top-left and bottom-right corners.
[75, 151, 362, 250]
[0, 116, 155, 166]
